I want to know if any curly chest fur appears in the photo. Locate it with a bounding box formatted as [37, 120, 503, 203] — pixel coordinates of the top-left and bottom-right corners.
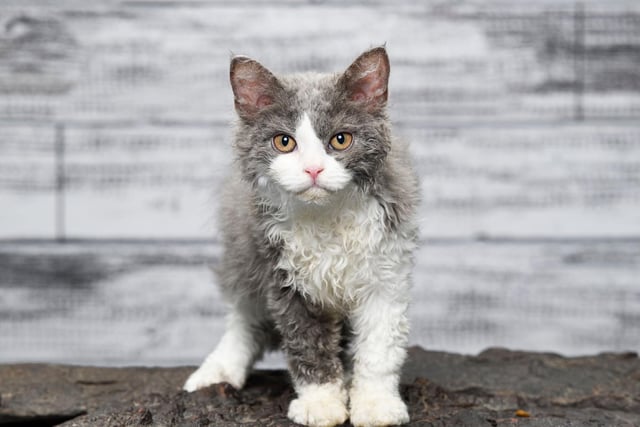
[272, 196, 414, 311]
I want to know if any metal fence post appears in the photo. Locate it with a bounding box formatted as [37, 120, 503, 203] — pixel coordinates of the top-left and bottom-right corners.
[574, 2, 585, 121]
[55, 123, 66, 242]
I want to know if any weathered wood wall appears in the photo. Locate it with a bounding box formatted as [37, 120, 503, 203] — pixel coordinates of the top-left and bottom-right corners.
[0, 0, 639, 363]
[1, 0, 639, 239]
[1, 240, 639, 365]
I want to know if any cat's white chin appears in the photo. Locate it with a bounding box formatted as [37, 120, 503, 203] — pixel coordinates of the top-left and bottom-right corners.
[296, 186, 332, 204]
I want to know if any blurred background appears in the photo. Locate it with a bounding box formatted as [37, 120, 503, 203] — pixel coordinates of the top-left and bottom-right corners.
[1, 0, 639, 366]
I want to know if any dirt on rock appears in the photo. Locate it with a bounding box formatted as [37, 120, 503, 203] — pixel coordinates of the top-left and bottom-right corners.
[1, 347, 639, 426]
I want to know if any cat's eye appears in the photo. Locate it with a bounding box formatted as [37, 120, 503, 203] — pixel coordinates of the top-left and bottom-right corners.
[273, 134, 297, 153]
[329, 132, 353, 151]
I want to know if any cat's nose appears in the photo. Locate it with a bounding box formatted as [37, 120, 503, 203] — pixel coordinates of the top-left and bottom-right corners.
[304, 167, 324, 183]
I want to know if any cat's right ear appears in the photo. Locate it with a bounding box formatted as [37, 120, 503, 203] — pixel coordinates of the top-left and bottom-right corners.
[230, 56, 282, 120]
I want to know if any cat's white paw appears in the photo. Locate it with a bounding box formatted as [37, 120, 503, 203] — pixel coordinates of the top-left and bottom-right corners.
[183, 358, 246, 392]
[287, 382, 348, 427]
[349, 388, 409, 427]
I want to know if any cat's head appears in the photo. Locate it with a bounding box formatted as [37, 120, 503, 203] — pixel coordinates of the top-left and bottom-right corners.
[230, 47, 392, 205]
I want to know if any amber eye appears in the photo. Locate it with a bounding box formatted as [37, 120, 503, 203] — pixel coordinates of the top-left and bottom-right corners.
[329, 132, 353, 151]
[273, 134, 297, 153]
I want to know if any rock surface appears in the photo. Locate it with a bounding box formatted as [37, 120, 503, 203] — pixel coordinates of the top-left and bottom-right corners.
[1, 347, 639, 426]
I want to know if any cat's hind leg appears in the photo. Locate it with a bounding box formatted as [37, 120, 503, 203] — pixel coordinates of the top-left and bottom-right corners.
[183, 299, 274, 391]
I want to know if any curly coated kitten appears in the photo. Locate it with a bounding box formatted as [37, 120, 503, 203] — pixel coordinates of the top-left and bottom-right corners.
[184, 47, 419, 427]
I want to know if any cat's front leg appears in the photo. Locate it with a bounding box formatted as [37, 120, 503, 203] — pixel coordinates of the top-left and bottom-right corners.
[349, 289, 410, 427]
[269, 286, 348, 427]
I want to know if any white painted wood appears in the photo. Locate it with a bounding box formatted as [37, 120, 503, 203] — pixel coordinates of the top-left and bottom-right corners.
[0, 1, 639, 362]
[1, 1, 639, 238]
[0, 240, 637, 365]
[3, 121, 639, 238]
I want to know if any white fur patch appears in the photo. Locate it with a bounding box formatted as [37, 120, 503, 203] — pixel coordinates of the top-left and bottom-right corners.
[183, 308, 262, 391]
[272, 190, 414, 312]
[269, 113, 351, 200]
[349, 381, 409, 427]
[288, 381, 348, 427]
[346, 265, 411, 426]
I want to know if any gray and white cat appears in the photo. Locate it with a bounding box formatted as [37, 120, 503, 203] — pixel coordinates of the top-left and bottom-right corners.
[184, 47, 419, 427]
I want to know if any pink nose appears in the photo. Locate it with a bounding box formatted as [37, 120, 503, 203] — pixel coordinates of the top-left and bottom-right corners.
[304, 167, 324, 182]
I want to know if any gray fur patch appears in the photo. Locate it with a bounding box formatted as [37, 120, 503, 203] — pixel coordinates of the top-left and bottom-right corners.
[268, 281, 344, 384]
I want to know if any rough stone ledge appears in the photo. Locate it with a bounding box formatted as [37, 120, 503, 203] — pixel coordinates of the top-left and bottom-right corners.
[1, 347, 639, 426]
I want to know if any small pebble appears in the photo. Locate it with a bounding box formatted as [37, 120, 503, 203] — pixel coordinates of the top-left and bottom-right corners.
[138, 407, 153, 425]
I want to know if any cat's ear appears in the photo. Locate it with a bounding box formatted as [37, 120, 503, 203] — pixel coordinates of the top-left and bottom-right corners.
[339, 47, 390, 112]
[230, 56, 282, 120]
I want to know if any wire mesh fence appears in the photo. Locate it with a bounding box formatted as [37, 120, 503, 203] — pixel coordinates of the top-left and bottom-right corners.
[0, 0, 639, 363]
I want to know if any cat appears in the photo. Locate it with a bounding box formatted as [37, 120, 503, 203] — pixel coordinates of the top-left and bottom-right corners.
[184, 46, 419, 427]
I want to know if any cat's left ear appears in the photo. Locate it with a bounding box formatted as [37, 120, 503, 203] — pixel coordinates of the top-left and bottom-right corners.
[339, 46, 390, 112]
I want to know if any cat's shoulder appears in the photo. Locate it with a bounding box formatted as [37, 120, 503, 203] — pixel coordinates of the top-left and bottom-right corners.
[372, 135, 420, 228]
